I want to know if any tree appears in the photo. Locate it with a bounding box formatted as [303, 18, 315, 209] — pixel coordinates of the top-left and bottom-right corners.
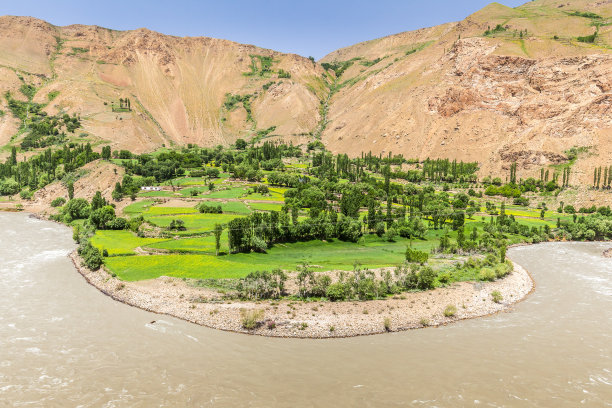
[235, 138, 247, 150]
[214, 224, 223, 256]
[386, 196, 393, 228]
[89, 205, 116, 229]
[63, 198, 90, 220]
[112, 182, 123, 201]
[67, 182, 74, 200]
[91, 191, 106, 210]
[457, 227, 465, 248]
[101, 146, 111, 160]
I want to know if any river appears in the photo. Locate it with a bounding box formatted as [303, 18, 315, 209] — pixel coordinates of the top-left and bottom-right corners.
[1, 212, 611, 407]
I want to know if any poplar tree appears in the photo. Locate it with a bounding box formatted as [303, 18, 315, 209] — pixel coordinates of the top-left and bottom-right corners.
[214, 224, 223, 256]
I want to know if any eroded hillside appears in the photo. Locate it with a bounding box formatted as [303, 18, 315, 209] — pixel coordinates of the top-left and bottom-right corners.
[320, 0, 612, 183]
[0, 16, 325, 153]
[0, 0, 610, 185]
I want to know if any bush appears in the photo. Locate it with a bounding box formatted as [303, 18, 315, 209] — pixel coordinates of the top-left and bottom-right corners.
[417, 267, 437, 290]
[237, 269, 286, 299]
[197, 203, 222, 214]
[405, 247, 429, 264]
[383, 317, 391, 332]
[51, 197, 66, 207]
[494, 262, 511, 279]
[168, 219, 186, 231]
[513, 196, 529, 206]
[479, 267, 496, 281]
[491, 290, 503, 303]
[78, 242, 103, 270]
[63, 198, 91, 220]
[19, 189, 33, 200]
[384, 227, 398, 242]
[250, 236, 268, 253]
[240, 309, 264, 330]
[443, 304, 457, 317]
[326, 282, 348, 301]
[0, 178, 20, 195]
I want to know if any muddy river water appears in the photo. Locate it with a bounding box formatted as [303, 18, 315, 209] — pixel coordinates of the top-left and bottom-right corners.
[1, 212, 611, 407]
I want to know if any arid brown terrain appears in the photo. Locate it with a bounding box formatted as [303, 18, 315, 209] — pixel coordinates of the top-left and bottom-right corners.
[0, 0, 610, 187]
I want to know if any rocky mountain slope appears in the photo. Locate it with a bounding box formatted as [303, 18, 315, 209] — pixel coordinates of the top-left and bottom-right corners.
[0, 16, 325, 152]
[320, 0, 612, 182]
[0, 0, 610, 184]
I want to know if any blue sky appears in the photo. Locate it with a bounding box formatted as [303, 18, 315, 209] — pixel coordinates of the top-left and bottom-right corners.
[3, 0, 526, 59]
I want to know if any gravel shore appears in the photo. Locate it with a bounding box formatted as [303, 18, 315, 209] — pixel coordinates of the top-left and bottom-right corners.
[70, 252, 535, 338]
[604, 248, 612, 258]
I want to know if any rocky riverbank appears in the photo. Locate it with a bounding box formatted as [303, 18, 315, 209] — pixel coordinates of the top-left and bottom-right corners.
[604, 248, 612, 258]
[69, 251, 535, 338]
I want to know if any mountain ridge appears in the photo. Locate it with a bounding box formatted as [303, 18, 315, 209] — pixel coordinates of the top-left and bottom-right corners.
[0, 0, 611, 185]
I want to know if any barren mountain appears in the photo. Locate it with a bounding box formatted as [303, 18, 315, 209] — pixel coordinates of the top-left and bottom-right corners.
[0, 16, 325, 152]
[320, 0, 612, 183]
[0, 0, 611, 185]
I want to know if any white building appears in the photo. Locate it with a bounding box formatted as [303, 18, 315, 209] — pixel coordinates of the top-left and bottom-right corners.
[141, 186, 162, 191]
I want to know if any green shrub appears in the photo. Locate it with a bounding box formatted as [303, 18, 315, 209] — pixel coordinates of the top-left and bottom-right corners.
[494, 263, 511, 279]
[577, 34, 596, 43]
[405, 247, 429, 264]
[0, 178, 20, 195]
[277, 69, 291, 78]
[51, 197, 66, 207]
[491, 290, 503, 303]
[47, 91, 60, 101]
[479, 267, 496, 281]
[444, 304, 457, 317]
[237, 269, 286, 300]
[78, 242, 103, 270]
[417, 267, 437, 290]
[19, 189, 33, 200]
[20, 84, 37, 100]
[384, 227, 398, 242]
[419, 317, 430, 327]
[326, 282, 348, 301]
[438, 271, 452, 285]
[197, 203, 222, 213]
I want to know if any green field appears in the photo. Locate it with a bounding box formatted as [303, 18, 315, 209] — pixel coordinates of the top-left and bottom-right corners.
[145, 232, 229, 254]
[123, 199, 155, 215]
[142, 206, 198, 216]
[170, 177, 206, 186]
[105, 234, 438, 281]
[205, 187, 247, 199]
[145, 213, 242, 235]
[138, 190, 175, 197]
[178, 186, 209, 196]
[216, 201, 251, 214]
[91, 230, 167, 256]
[243, 189, 285, 201]
[248, 202, 284, 212]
